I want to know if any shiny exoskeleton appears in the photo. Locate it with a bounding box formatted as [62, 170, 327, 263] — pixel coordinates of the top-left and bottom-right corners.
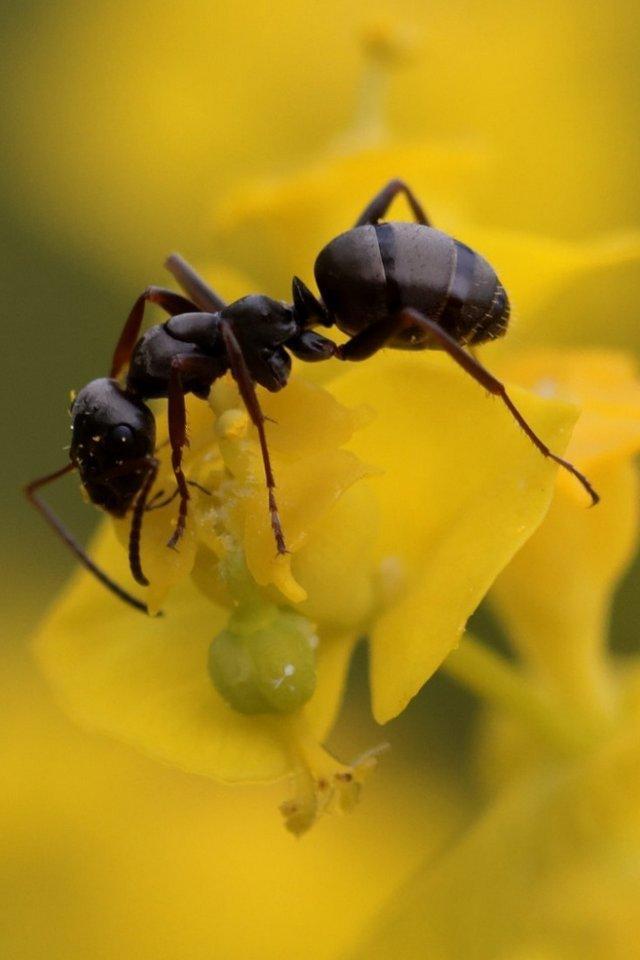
[26, 179, 598, 614]
[315, 223, 509, 349]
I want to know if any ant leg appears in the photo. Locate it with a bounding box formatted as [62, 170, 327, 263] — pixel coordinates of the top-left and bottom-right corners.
[24, 464, 151, 614]
[128, 458, 159, 585]
[220, 321, 287, 555]
[187, 479, 212, 496]
[287, 329, 337, 361]
[338, 308, 599, 505]
[166, 354, 218, 549]
[146, 480, 210, 513]
[335, 314, 408, 361]
[110, 286, 198, 379]
[146, 488, 179, 512]
[165, 253, 227, 313]
[354, 178, 431, 227]
[146, 487, 170, 509]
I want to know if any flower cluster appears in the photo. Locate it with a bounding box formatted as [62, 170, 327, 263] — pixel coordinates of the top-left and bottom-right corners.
[31, 17, 640, 839]
[6, 7, 639, 960]
[351, 348, 640, 959]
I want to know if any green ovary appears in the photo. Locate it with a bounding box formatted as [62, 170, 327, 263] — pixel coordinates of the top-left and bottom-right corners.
[208, 605, 318, 715]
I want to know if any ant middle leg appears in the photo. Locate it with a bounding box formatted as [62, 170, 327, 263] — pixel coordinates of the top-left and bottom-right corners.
[354, 178, 431, 227]
[166, 354, 219, 550]
[337, 308, 599, 505]
[110, 286, 198, 379]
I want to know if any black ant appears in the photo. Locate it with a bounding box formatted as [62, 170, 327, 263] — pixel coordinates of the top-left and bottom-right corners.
[26, 179, 598, 615]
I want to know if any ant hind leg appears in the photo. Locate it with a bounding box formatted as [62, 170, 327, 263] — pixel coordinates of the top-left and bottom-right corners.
[338, 307, 599, 505]
[110, 286, 198, 379]
[354, 178, 431, 227]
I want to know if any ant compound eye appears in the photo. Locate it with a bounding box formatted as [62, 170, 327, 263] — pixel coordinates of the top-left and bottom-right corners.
[208, 608, 318, 714]
[109, 424, 137, 451]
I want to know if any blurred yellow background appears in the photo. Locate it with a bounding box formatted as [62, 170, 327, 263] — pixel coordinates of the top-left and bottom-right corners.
[1, 1, 639, 957]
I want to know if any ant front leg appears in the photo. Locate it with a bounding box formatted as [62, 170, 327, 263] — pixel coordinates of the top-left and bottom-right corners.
[89, 455, 164, 586]
[128, 457, 159, 585]
[145, 479, 210, 512]
[166, 354, 219, 550]
[24, 463, 152, 614]
[338, 308, 599, 505]
[220, 321, 288, 555]
[354, 178, 431, 227]
[110, 286, 198, 379]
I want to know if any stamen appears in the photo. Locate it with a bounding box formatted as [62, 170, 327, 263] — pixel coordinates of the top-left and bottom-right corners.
[333, 17, 417, 151]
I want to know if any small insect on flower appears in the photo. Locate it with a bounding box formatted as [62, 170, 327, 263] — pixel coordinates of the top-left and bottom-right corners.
[25, 179, 599, 614]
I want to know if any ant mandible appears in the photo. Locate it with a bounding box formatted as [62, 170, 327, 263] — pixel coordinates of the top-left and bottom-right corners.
[26, 179, 598, 614]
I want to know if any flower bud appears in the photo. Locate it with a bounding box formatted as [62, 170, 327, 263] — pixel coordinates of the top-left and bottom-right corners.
[208, 606, 318, 715]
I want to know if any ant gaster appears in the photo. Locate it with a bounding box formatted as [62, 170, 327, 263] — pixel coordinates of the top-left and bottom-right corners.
[26, 179, 599, 615]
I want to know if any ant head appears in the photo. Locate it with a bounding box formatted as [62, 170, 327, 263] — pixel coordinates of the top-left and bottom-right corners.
[69, 378, 156, 515]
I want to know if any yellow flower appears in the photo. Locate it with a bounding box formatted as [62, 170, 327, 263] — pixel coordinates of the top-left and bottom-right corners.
[34, 278, 576, 832]
[490, 350, 640, 718]
[341, 353, 640, 959]
[349, 683, 640, 960]
[205, 124, 640, 730]
[346, 334, 640, 960]
[1, 634, 462, 960]
[29, 22, 640, 834]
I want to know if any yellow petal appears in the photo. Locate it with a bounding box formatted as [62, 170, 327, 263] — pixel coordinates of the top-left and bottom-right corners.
[351, 715, 640, 960]
[293, 482, 379, 632]
[34, 522, 356, 783]
[330, 350, 579, 723]
[256, 374, 368, 462]
[212, 142, 485, 295]
[3, 637, 462, 960]
[497, 350, 640, 471]
[491, 460, 639, 717]
[113, 506, 198, 617]
[205, 374, 378, 612]
[465, 228, 640, 343]
[243, 449, 374, 599]
[489, 349, 640, 715]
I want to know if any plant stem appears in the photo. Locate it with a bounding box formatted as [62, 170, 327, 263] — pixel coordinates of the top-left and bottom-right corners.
[442, 634, 612, 755]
